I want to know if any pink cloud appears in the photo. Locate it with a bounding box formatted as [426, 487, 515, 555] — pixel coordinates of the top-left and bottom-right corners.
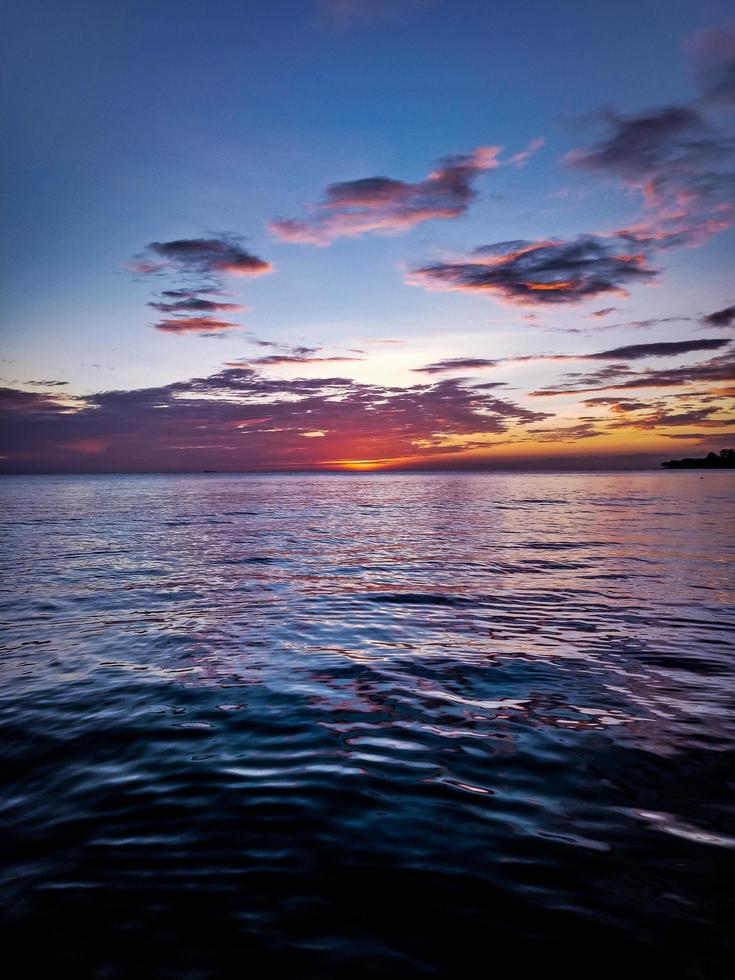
[269, 146, 502, 245]
[154, 317, 240, 334]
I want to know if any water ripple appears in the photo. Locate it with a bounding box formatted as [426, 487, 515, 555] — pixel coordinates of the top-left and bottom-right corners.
[0, 471, 733, 978]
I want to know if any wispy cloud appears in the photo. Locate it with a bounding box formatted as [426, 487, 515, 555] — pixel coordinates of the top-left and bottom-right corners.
[703, 304, 735, 327]
[413, 357, 500, 375]
[577, 338, 730, 360]
[530, 348, 735, 395]
[508, 137, 546, 168]
[226, 354, 363, 369]
[414, 338, 730, 375]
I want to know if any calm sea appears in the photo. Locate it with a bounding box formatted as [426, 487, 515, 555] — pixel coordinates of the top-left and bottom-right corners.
[1, 472, 733, 978]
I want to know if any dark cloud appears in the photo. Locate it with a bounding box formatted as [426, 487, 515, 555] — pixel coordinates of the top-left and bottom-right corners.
[522, 338, 727, 364]
[413, 358, 498, 374]
[149, 297, 244, 315]
[407, 235, 657, 306]
[622, 317, 692, 330]
[129, 234, 273, 336]
[413, 338, 728, 377]
[270, 146, 503, 244]
[587, 307, 616, 318]
[0, 387, 77, 413]
[227, 355, 363, 369]
[0, 369, 549, 473]
[25, 379, 69, 387]
[154, 317, 243, 334]
[582, 397, 652, 410]
[662, 431, 735, 440]
[602, 401, 735, 431]
[161, 287, 220, 298]
[567, 106, 708, 180]
[566, 105, 735, 248]
[689, 23, 735, 105]
[703, 304, 735, 327]
[245, 339, 325, 356]
[582, 338, 730, 360]
[131, 236, 272, 279]
[526, 421, 603, 442]
[530, 349, 735, 396]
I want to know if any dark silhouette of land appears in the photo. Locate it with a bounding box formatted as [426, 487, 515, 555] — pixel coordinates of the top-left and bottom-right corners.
[661, 449, 735, 469]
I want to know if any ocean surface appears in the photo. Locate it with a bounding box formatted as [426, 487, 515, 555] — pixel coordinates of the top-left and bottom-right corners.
[1, 471, 734, 978]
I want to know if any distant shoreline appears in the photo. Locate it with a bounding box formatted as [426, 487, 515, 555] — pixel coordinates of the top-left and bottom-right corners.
[2, 467, 734, 478]
[661, 449, 735, 470]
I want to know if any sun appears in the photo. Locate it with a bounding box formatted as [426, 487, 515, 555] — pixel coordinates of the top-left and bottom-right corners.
[326, 458, 389, 471]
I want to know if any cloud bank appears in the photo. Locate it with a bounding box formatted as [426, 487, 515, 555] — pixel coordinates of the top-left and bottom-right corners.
[0, 369, 548, 473]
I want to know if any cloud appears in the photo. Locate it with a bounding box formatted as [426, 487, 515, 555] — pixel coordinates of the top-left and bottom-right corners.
[566, 105, 735, 249]
[154, 317, 242, 334]
[226, 354, 363, 369]
[62, 438, 109, 455]
[149, 296, 244, 315]
[530, 348, 735, 395]
[413, 357, 499, 375]
[270, 146, 502, 245]
[550, 315, 695, 336]
[130, 236, 273, 279]
[407, 234, 657, 305]
[0, 387, 77, 413]
[581, 397, 650, 411]
[587, 307, 617, 318]
[0, 368, 549, 472]
[362, 338, 407, 345]
[661, 431, 735, 440]
[413, 338, 729, 376]
[526, 421, 603, 442]
[703, 304, 735, 327]
[607, 406, 734, 430]
[566, 106, 708, 180]
[688, 23, 735, 106]
[507, 138, 546, 168]
[129, 234, 273, 337]
[246, 338, 322, 355]
[25, 379, 69, 387]
[580, 337, 730, 360]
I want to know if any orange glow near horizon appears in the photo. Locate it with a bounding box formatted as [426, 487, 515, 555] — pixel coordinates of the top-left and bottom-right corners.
[328, 459, 391, 471]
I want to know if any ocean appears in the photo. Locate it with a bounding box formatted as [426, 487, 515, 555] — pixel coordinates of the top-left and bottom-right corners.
[1, 471, 733, 978]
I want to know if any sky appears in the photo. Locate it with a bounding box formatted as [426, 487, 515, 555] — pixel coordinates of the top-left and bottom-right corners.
[1, 0, 734, 472]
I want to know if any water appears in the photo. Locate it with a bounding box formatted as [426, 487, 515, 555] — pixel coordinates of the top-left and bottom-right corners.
[1, 471, 733, 978]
